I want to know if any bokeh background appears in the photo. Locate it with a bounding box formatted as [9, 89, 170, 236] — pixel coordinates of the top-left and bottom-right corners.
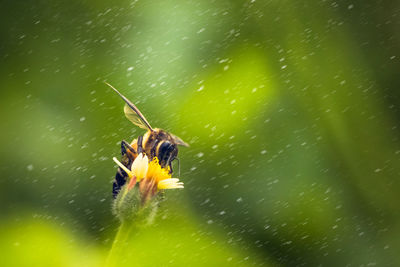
[1, 0, 400, 266]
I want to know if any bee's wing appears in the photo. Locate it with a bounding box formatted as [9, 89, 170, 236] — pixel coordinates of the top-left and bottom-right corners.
[170, 133, 190, 147]
[105, 82, 154, 131]
[123, 104, 152, 130]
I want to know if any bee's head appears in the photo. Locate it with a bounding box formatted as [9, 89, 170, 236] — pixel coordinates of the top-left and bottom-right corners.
[157, 140, 178, 169]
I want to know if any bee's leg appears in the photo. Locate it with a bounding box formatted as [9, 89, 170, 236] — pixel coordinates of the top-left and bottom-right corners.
[150, 139, 160, 159]
[167, 161, 173, 175]
[166, 146, 178, 174]
[137, 135, 143, 154]
[121, 140, 136, 155]
[167, 157, 173, 174]
[114, 140, 135, 198]
[121, 141, 126, 156]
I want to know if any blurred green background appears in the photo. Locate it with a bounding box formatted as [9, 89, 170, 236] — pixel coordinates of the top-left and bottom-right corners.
[1, 0, 400, 266]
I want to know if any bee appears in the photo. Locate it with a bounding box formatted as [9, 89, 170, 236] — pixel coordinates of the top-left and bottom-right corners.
[106, 82, 189, 198]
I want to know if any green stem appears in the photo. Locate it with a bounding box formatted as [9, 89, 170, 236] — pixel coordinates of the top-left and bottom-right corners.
[105, 221, 134, 267]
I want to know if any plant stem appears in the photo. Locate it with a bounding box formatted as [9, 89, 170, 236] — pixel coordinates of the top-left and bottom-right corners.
[105, 221, 134, 267]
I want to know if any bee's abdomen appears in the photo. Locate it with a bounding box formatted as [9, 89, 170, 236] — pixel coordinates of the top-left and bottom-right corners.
[113, 167, 128, 198]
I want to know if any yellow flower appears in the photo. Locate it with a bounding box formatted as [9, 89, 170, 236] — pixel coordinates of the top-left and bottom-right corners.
[113, 153, 183, 200]
[112, 152, 184, 223]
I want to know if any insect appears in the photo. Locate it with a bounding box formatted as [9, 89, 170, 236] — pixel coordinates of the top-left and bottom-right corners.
[106, 82, 189, 198]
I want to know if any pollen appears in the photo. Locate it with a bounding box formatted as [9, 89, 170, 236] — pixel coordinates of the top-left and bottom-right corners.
[146, 157, 171, 183]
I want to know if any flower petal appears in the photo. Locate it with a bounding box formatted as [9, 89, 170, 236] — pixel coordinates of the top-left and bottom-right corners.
[157, 178, 184, 190]
[131, 153, 149, 181]
[113, 157, 133, 178]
